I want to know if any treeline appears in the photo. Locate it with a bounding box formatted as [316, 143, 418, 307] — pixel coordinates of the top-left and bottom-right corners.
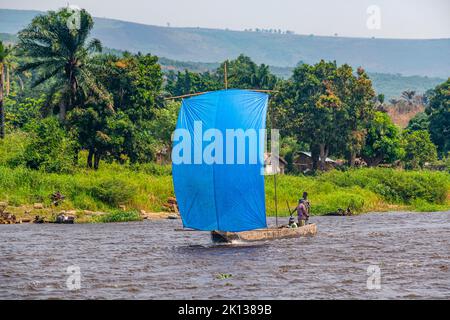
[0, 8, 448, 174]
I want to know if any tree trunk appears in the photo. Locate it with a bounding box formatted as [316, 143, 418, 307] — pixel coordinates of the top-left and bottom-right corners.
[5, 65, 10, 97]
[319, 143, 329, 171]
[18, 75, 24, 91]
[87, 149, 94, 168]
[364, 154, 383, 167]
[348, 151, 356, 167]
[59, 101, 66, 122]
[94, 152, 101, 170]
[0, 63, 5, 139]
[311, 144, 320, 171]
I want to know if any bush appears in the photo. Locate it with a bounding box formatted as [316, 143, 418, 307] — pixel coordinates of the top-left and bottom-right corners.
[0, 131, 29, 167]
[402, 130, 438, 169]
[319, 168, 449, 204]
[90, 178, 137, 206]
[23, 118, 77, 173]
[93, 210, 142, 223]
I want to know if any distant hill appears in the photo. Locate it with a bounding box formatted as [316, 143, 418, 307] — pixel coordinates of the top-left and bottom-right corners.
[157, 57, 445, 99]
[0, 9, 446, 98]
[0, 32, 444, 99]
[1, 8, 450, 78]
[0, 32, 16, 43]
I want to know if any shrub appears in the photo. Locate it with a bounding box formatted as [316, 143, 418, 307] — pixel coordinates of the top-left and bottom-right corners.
[94, 210, 142, 223]
[402, 130, 438, 169]
[90, 179, 137, 206]
[0, 131, 29, 167]
[23, 118, 77, 173]
[319, 168, 449, 204]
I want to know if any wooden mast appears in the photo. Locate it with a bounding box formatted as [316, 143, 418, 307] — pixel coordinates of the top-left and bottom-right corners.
[271, 101, 278, 227]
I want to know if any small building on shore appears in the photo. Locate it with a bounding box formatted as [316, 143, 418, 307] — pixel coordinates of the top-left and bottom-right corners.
[293, 151, 337, 171]
[264, 153, 288, 174]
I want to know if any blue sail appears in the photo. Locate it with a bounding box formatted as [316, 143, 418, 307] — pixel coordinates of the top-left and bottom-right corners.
[172, 89, 268, 232]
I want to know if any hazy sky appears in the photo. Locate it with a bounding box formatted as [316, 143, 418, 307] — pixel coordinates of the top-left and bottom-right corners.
[1, 0, 449, 39]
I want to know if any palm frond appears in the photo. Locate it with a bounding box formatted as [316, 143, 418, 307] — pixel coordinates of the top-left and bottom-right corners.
[87, 39, 102, 54]
[32, 64, 65, 87]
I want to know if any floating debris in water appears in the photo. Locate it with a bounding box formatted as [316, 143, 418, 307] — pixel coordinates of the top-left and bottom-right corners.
[215, 273, 232, 280]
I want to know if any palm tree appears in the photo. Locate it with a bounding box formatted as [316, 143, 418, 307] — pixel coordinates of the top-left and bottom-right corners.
[401, 90, 416, 105]
[389, 98, 399, 106]
[0, 41, 11, 139]
[17, 8, 111, 121]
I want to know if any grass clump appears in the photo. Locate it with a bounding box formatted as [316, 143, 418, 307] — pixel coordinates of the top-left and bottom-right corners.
[93, 210, 142, 223]
[90, 179, 137, 206]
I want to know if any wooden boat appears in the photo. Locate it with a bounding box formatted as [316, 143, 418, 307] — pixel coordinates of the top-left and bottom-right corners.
[211, 223, 317, 243]
[172, 90, 319, 242]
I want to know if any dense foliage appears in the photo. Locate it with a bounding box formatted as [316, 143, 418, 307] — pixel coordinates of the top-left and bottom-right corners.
[272, 61, 376, 169]
[362, 112, 403, 166]
[426, 78, 450, 157]
[0, 8, 448, 176]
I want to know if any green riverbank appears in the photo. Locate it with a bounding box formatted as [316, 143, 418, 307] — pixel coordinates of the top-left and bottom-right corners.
[0, 164, 448, 223]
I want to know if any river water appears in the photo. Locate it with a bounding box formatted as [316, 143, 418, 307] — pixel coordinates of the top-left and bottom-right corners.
[0, 211, 449, 299]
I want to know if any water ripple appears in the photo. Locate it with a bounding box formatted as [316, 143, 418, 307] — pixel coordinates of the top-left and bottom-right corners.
[0, 211, 449, 299]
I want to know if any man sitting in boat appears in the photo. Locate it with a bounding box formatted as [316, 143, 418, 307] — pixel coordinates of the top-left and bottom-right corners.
[288, 213, 297, 228]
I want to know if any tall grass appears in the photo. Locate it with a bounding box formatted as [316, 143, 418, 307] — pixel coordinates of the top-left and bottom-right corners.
[0, 163, 174, 212]
[265, 168, 449, 216]
[2, 131, 448, 217]
[0, 163, 448, 216]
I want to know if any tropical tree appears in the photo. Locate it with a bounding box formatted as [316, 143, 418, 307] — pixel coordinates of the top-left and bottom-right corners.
[402, 130, 437, 169]
[165, 69, 222, 97]
[401, 90, 416, 105]
[362, 111, 403, 166]
[389, 98, 399, 106]
[23, 117, 76, 173]
[375, 93, 387, 112]
[406, 112, 429, 132]
[273, 61, 345, 170]
[17, 8, 111, 120]
[274, 61, 376, 170]
[339, 66, 376, 166]
[67, 52, 165, 168]
[377, 93, 385, 105]
[217, 55, 278, 90]
[0, 41, 11, 139]
[425, 78, 450, 157]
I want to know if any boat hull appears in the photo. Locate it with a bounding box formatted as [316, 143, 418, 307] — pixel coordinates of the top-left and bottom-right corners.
[211, 224, 317, 243]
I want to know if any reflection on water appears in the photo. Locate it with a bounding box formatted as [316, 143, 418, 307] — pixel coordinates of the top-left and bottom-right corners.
[0, 212, 449, 299]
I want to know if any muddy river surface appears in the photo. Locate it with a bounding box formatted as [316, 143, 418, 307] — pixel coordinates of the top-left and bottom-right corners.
[1, 211, 449, 299]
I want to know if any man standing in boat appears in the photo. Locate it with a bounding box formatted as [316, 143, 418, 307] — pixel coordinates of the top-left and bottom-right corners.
[302, 192, 311, 224]
[295, 199, 309, 227]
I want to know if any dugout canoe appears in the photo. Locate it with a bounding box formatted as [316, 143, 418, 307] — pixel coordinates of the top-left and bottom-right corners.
[211, 223, 317, 243]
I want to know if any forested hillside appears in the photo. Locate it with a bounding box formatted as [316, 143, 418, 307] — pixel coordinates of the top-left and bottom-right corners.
[1, 8, 449, 77]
